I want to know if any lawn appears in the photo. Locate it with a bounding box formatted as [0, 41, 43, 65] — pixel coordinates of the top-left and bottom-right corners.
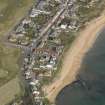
[0, 0, 33, 104]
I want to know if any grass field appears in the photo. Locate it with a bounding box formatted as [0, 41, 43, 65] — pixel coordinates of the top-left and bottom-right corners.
[0, 43, 20, 86]
[0, 0, 33, 104]
[0, 78, 20, 105]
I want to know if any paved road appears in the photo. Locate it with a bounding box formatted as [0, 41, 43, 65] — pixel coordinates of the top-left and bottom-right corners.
[30, 0, 70, 50]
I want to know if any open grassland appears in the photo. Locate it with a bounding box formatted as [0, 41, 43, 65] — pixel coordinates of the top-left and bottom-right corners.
[0, 43, 20, 86]
[0, 78, 20, 105]
[0, 0, 33, 104]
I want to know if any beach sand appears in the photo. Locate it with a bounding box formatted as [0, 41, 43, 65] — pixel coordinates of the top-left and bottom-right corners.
[43, 13, 105, 103]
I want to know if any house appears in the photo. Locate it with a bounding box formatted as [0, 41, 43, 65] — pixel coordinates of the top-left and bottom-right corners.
[21, 41, 29, 46]
[33, 67, 40, 71]
[9, 36, 17, 43]
[40, 65, 46, 69]
[15, 24, 25, 34]
[24, 58, 29, 63]
[29, 79, 39, 86]
[17, 33, 24, 37]
[25, 70, 32, 79]
[46, 64, 53, 69]
[22, 18, 31, 25]
[33, 91, 40, 95]
[30, 8, 39, 18]
[60, 24, 67, 29]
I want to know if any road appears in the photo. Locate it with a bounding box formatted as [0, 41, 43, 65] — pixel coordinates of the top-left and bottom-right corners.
[30, 0, 70, 49]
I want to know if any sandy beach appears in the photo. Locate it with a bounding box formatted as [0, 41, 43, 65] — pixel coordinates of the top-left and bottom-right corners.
[43, 14, 105, 103]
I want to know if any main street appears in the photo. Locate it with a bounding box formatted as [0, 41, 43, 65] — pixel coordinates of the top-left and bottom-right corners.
[30, 0, 71, 50]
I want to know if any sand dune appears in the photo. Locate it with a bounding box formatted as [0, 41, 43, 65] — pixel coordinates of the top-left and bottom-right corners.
[43, 14, 105, 103]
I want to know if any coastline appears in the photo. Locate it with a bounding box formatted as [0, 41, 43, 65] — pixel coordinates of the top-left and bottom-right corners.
[43, 13, 105, 103]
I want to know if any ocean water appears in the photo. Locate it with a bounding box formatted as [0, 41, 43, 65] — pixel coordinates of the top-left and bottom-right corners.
[56, 28, 105, 105]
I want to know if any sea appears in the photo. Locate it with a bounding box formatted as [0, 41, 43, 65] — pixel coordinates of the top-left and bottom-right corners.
[56, 28, 105, 105]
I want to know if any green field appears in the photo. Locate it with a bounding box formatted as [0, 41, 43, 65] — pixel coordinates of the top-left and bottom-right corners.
[0, 43, 20, 86]
[0, 0, 33, 104]
[0, 78, 20, 105]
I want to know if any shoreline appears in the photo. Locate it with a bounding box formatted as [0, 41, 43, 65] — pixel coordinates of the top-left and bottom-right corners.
[43, 13, 105, 103]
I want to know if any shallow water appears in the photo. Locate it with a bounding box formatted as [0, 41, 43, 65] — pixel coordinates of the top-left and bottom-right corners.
[56, 28, 105, 105]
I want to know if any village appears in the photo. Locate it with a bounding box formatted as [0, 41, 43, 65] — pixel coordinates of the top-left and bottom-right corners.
[7, 0, 101, 105]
